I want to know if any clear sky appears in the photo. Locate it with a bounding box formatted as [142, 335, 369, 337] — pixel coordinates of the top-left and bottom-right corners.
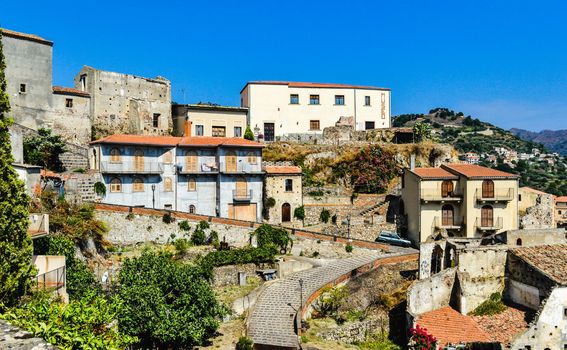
[2, 0, 567, 131]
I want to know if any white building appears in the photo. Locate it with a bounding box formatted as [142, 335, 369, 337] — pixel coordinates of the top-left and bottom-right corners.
[172, 104, 248, 138]
[240, 81, 391, 141]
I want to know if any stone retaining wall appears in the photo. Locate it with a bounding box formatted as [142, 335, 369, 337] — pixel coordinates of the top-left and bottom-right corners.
[213, 263, 274, 287]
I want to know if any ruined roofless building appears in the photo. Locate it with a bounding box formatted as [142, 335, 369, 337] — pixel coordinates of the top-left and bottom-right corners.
[74, 66, 172, 139]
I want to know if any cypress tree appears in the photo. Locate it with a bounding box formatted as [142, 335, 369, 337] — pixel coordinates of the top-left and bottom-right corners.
[0, 28, 35, 308]
[244, 126, 255, 141]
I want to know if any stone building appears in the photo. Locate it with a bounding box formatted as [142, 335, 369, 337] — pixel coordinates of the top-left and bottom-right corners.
[90, 134, 264, 221]
[518, 186, 555, 229]
[555, 196, 567, 227]
[263, 164, 303, 226]
[172, 104, 248, 138]
[1, 28, 92, 145]
[74, 66, 172, 139]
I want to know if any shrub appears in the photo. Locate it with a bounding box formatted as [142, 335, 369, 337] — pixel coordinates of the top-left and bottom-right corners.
[409, 324, 436, 349]
[471, 292, 506, 316]
[94, 182, 106, 197]
[254, 224, 291, 251]
[308, 189, 324, 197]
[201, 246, 278, 268]
[178, 220, 191, 231]
[345, 244, 353, 253]
[191, 228, 206, 245]
[208, 230, 219, 247]
[162, 212, 174, 224]
[313, 286, 348, 318]
[23, 127, 66, 171]
[125, 212, 135, 220]
[236, 336, 254, 350]
[244, 126, 255, 141]
[294, 205, 305, 220]
[320, 209, 331, 223]
[198, 220, 210, 230]
[173, 238, 191, 256]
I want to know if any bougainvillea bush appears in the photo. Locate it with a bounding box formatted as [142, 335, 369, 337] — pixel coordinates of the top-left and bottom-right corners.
[409, 324, 437, 350]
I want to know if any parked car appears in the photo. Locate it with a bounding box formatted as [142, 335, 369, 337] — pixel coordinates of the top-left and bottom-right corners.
[376, 231, 412, 247]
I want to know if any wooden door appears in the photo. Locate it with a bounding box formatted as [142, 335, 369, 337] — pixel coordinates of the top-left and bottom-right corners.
[481, 205, 493, 227]
[134, 149, 144, 171]
[441, 181, 453, 198]
[229, 204, 257, 221]
[226, 151, 237, 172]
[482, 180, 494, 198]
[186, 151, 197, 171]
[442, 205, 454, 226]
[236, 177, 247, 198]
[282, 203, 291, 222]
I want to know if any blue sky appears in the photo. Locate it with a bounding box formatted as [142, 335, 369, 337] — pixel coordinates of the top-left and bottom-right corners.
[2, 0, 567, 131]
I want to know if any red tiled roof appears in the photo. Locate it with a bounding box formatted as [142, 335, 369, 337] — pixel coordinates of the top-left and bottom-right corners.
[417, 307, 492, 347]
[241, 81, 390, 93]
[90, 134, 181, 146]
[40, 169, 61, 178]
[555, 196, 567, 203]
[442, 164, 519, 179]
[471, 306, 530, 346]
[1, 28, 53, 46]
[179, 136, 263, 148]
[264, 166, 302, 174]
[411, 167, 458, 179]
[520, 186, 552, 196]
[52, 86, 90, 97]
[510, 244, 567, 285]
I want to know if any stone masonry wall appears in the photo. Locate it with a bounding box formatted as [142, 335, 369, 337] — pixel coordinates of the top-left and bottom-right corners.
[0, 320, 58, 349]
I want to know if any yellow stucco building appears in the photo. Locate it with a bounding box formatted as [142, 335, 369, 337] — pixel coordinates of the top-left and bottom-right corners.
[401, 164, 519, 245]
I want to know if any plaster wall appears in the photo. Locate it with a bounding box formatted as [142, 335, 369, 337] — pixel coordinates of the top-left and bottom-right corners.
[172, 106, 247, 137]
[407, 267, 456, 317]
[401, 171, 421, 244]
[507, 279, 540, 310]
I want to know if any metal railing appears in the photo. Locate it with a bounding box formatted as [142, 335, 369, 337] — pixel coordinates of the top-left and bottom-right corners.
[474, 217, 503, 231]
[28, 213, 49, 238]
[35, 266, 66, 291]
[233, 189, 253, 201]
[101, 161, 164, 174]
[178, 162, 219, 174]
[432, 216, 464, 230]
[475, 188, 514, 202]
[220, 162, 263, 174]
[421, 189, 463, 202]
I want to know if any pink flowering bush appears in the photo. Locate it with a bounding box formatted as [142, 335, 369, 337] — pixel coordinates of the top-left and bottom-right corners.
[409, 324, 437, 349]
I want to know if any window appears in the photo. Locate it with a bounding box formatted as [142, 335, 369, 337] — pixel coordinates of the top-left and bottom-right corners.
[164, 177, 173, 192]
[188, 177, 197, 191]
[365, 121, 375, 130]
[309, 95, 320, 105]
[264, 123, 275, 142]
[236, 176, 248, 198]
[516, 238, 522, 246]
[442, 205, 454, 226]
[364, 96, 371, 106]
[133, 178, 144, 192]
[290, 94, 299, 104]
[79, 74, 87, 91]
[110, 148, 121, 163]
[285, 179, 293, 192]
[134, 149, 144, 171]
[335, 95, 345, 105]
[226, 151, 237, 172]
[163, 150, 172, 164]
[247, 151, 257, 164]
[212, 126, 226, 137]
[310, 120, 320, 130]
[164, 204, 172, 210]
[234, 126, 242, 137]
[441, 181, 454, 198]
[195, 125, 204, 136]
[481, 205, 494, 227]
[110, 178, 122, 193]
[153, 113, 160, 128]
[186, 151, 197, 171]
[189, 205, 196, 214]
[482, 180, 495, 198]
[19, 84, 26, 93]
[65, 98, 73, 108]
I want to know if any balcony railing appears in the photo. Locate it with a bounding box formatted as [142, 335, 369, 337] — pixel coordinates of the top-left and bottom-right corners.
[101, 161, 164, 174]
[233, 189, 253, 201]
[432, 216, 464, 230]
[220, 162, 263, 174]
[178, 162, 219, 174]
[475, 188, 515, 202]
[35, 265, 66, 291]
[474, 217, 504, 231]
[421, 189, 463, 203]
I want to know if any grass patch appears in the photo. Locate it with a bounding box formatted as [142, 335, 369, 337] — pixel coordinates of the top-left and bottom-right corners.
[471, 293, 506, 316]
[214, 276, 262, 305]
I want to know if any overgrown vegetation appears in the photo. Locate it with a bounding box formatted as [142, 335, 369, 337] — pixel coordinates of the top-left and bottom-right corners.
[294, 205, 305, 220]
[244, 126, 255, 141]
[94, 181, 106, 197]
[320, 208, 331, 223]
[23, 127, 67, 172]
[471, 292, 506, 316]
[313, 286, 349, 320]
[254, 224, 291, 252]
[201, 246, 278, 269]
[236, 336, 254, 350]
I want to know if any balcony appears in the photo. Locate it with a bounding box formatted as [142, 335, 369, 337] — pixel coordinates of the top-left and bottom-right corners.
[474, 217, 504, 231]
[475, 188, 515, 203]
[28, 213, 49, 239]
[432, 216, 464, 230]
[233, 189, 253, 201]
[220, 162, 263, 174]
[421, 189, 463, 203]
[32, 255, 67, 302]
[178, 162, 219, 174]
[100, 161, 164, 174]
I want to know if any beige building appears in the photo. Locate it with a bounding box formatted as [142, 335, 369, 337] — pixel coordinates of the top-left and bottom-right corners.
[240, 81, 391, 141]
[401, 164, 519, 245]
[555, 196, 567, 226]
[518, 186, 550, 213]
[172, 104, 247, 138]
[264, 165, 303, 226]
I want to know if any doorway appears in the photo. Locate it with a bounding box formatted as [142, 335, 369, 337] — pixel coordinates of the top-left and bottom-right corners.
[282, 203, 291, 222]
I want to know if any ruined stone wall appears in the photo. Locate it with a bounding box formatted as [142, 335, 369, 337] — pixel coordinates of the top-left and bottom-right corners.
[519, 193, 555, 229]
[212, 262, 274, 287]
[0, 320, 57, 350]
[407, 267, 456, 317]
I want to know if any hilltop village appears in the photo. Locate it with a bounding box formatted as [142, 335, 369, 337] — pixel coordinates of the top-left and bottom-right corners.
[1, 28, 566, 350]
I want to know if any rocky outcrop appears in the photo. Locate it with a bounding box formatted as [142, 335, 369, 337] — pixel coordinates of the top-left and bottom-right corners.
[0, 320, 58, 349]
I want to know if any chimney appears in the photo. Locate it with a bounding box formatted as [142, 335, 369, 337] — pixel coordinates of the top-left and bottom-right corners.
[410, 154, 416, 170]
[184, 117, 192, 137]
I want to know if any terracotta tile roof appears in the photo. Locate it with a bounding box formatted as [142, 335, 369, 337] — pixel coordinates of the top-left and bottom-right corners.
[90, 134, 181, 146]
[179, 136, 263, 148]
[1, 28, 53, 46]
[442, 163, 519, 179]
[264, 166, 302, 174]
[555, 196, 567, 203]
[510, 244, 567, 285]
[40, 169, 61, 178]
[520, 186, 552, 196]
[416, 307, 492, 347]
[241, 80, 390, 93]
[52, 86, 90, 97]
[471, 306, 530, 346]
[411, 167, 458, 179]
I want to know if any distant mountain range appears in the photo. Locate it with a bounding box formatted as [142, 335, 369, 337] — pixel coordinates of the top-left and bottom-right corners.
[510, 128, 567, 156]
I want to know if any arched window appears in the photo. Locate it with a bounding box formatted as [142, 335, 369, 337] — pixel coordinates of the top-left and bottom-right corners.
[164, 177, 173, 192]
[431, 245, 443, 275]
[247, 151, 257, 164]
[282, 203, 291, 222]
[442, 204, 454, 226]
[187, 177, 196, 191]
[226, 151, 237, 172]
[441, 180, 454, 198]
[134, 149, 144, 171]
[516, 238, 522, 246]
[133, 177, 144, 192]
[236, 176, 247, 198]
[110, 148, 121, 163]
[285, 179, 293, 192]
[110, 178, 122, 192]
[481, 205, 494, 227]
[163, 150, 173, 164]
[185, 151, 197, 171]
[189, 205, 196, 214]
[482, 180, 494, 198]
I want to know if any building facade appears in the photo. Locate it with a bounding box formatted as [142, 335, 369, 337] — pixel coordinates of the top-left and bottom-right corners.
[555, 196, 567, 227]
[401, 164, 519, 245]
[172, 104, 248, 138]
[90, 135, 264, 222]
[263, 165, 303, 226]
[240, 81, 391, 141]
[74, 66, 172, 139]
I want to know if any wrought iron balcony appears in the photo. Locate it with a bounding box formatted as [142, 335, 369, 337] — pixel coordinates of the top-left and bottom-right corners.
[474, 217, 504, 231]
[233, 189, 253, 201]
[475, 188, 515, 202]
[178, 162, 219, 174]
[432, 216, 464, 230]
[100, 161, 164, 174]
[220, 162, 263, 174]
[34, 265, 66, 291]
[421, 189, 463, 203]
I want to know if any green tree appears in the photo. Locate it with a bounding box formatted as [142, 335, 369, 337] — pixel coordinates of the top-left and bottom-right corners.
[412, 122, 432, 142]
[0, 29, 35, 309]
[244, 126, 255, 140]
[23, 127, 66, 171]
[116, 250, 225, 348]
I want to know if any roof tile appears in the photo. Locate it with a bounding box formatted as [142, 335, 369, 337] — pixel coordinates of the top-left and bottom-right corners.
[52, 86, 90, 97]
[510, 244, 567, 285]
[90, 134, 264, 148]
[264, 166, 302, 174]
[442, 164, 518, 179]
[411, 167, 458, 179]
